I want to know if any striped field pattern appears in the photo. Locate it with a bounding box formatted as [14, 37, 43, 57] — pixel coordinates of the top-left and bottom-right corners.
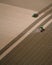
[0, 3, 52, 65]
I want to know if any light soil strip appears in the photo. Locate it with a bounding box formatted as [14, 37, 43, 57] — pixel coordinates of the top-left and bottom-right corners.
[0, 3, 35, 50]
[0, 14, 51, 60]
